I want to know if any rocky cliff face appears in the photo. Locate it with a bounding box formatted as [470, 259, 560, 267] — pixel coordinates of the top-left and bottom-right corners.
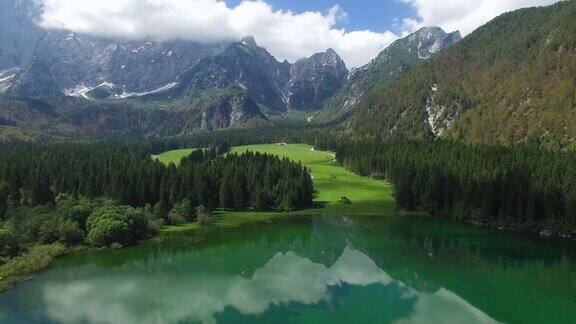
[0, 0, 225, 98]
[200, 90, 264, 132]
[176, 36, 292, 114]
[0, 0, 42, 71]
[176, 37, 349, 113]
[324, 27, 461, 120]
[287, 49, 349, 111]
[0, 0, 351, 120]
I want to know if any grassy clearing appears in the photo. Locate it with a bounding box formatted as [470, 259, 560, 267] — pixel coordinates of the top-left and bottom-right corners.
[0, 243, 68, 293]
[159, 143, 395, 234]
[232, 144, 395, 215]
[157, 149, 195, 165]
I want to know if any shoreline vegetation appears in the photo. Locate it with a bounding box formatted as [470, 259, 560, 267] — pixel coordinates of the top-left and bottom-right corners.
[0, 145, 316, 293]
[1, 142, 574, 294]
[0, 144, 382, 293]
[0, 143, 394, 293]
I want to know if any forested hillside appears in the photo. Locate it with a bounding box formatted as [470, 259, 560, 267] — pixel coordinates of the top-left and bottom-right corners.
[350, 1, 576, 149]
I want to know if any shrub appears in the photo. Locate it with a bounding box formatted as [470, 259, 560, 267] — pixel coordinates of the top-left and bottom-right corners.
[58, 220, 85, 246]
[167, 210, 186, 225]
[86, 206, 151, 247]
[197, 213, 214, 226]
[0, 223, 19, 258]
[39, 218, 60, 244]
[339, 197, 352, 205]
[87, 217, 129, 247]
[196, 205, 214, 226]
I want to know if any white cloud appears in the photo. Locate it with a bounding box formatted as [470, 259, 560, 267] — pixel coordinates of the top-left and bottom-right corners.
[37, 0, 563, 68]
[40, 0, 398, 68]
[401, 0, 562, 35]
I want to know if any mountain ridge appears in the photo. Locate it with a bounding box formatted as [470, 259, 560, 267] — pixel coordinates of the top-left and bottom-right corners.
[318, 26, 460, 122]
[349, 1, 576, 148]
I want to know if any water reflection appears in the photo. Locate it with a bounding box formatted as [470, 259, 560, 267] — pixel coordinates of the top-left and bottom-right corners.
[39, 247, 496, 324]
[2, 215, 574, 323]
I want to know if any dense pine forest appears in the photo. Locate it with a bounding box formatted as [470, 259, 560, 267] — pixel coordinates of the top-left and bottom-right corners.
[104, 127, 576, 236]
[331, 139, 576, 233]
[1, 124, 575, 266]
[0, 141, 313, 260]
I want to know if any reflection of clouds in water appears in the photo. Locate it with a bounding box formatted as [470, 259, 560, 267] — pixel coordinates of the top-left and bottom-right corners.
[395, 288, 498, 324]
[42, 247, 496, 324]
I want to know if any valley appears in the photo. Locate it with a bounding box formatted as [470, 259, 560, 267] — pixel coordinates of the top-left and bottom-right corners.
[158, 143, 395, 233]
[160, 144, 395, 218]
[0, 0, 575, 323]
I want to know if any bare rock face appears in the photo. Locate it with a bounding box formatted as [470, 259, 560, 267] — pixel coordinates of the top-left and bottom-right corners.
[287, 49, 349, 111]
[0, 0, 351, 134]
[425, 84, 461, 137]
[177, 38, 349, 113]
[200, 90, 265, 132]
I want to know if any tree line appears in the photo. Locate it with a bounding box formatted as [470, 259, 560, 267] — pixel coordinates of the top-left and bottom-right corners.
[331, 139, 576, 233]
[0, 141, 313, 258]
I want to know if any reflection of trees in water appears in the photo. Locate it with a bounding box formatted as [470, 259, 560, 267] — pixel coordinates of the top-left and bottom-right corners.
[338, 215, 576, 323]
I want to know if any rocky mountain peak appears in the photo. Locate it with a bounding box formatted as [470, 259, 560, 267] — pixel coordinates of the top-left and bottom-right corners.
[322, 26, 461, 120]
[287, 49, 349, 110]
[239, 36, 258, 48]
[406, 27, 462, 59]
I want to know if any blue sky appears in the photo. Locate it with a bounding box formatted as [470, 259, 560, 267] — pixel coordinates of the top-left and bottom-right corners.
[227, 0, 417, 33]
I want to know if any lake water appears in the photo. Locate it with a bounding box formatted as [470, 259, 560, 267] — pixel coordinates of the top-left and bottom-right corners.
[1, 215, 575, 324]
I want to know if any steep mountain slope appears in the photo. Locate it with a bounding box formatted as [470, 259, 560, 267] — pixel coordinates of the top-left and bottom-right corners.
[174, 37, 349, 113]
[0, 90, 266, 138]
[0, 0, 349, 134]
[288, 48, 349, 111]
[0, 0, 42, 71]
[320, 27, 460, 121]
[0, 0, 225, 98]
[350, 1, 576, 149]
[174, 36, 292, 114]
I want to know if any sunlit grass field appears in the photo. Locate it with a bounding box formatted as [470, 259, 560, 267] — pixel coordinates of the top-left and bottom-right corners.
[232, 144, 395, 215]
[157, 149, 195, 165]
[158, 144, 395, 233]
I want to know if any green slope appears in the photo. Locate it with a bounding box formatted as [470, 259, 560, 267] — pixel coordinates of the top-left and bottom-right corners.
[351, 1, 576, 149]
[232, 144, 395, 215]
[157, 149, 196, 165]
[158, 144, 395, 229]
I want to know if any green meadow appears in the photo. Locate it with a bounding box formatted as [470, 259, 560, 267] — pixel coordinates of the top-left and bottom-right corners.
[159, 144, 395, 233]
[157, 148, 195, 165]
[231, 144, 395, 215]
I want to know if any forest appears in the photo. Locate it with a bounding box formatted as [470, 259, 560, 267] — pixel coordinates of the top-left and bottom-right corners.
[1, 124, 575, 265]
[0, 141, 313, 261]
[111, 127, 576, 235]
[332, 139, 576, 233]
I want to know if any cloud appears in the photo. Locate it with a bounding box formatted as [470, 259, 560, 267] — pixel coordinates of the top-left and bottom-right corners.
[37, 0, 563, 68]
[40, 0, 398, 68]
[401, 0, 562, 35]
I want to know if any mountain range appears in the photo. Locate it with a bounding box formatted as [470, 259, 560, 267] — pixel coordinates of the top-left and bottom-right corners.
[1, 0, 572, 148]
[0, 0, 458, 138]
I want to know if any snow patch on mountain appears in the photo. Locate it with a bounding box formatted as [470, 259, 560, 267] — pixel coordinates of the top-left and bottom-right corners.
[0, 68, 19, 92]
[63, 84, 95, 100]
[115, 82, 179, 99]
